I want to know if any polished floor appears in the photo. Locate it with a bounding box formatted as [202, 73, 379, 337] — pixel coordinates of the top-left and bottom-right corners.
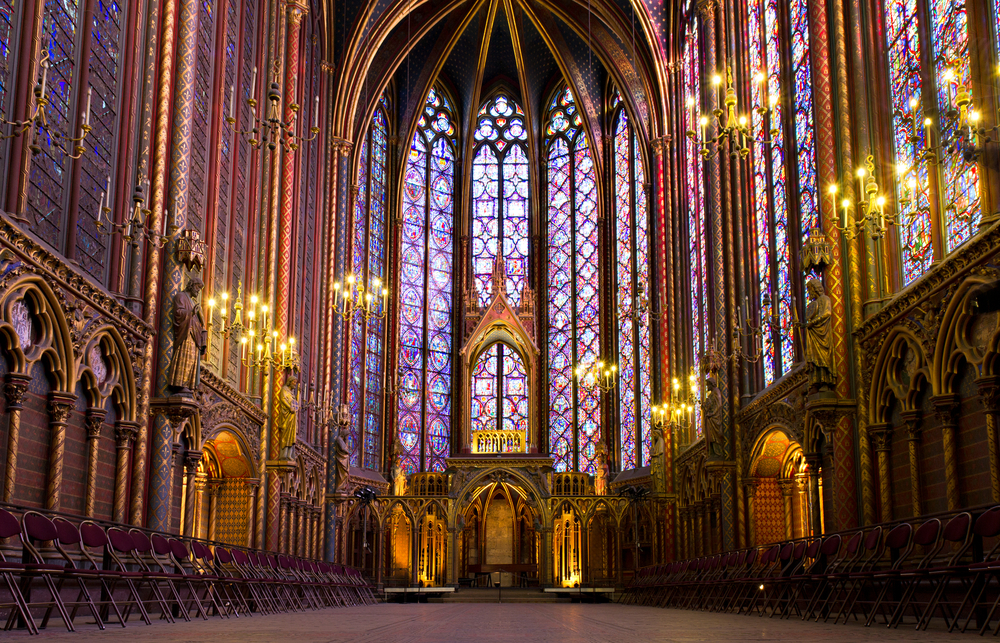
[11, 603, 973, 642]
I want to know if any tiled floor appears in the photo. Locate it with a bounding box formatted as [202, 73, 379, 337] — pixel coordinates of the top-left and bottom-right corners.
[8, 603, 973, 641]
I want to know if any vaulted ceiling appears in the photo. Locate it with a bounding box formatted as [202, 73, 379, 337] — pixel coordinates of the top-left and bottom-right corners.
[323, 0, 677, 154]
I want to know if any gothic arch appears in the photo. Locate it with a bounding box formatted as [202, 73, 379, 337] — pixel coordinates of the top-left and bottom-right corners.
[75, 327, 137, 422]
[0, 277, 74, 390]
[935, 276, 1000, 392]
[869, 329, 931, 424]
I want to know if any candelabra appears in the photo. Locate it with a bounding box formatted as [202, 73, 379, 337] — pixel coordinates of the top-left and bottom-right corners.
[1, 52, 93, 157]
[826, 155, 897, 241]
[224, 67, 319, 151]
[332, 273, 390, 322]
[575, 359, 618, 394]
[94, 181, 189, 247]
[686, 67, 778, 160]
[207, 282, 299, 374]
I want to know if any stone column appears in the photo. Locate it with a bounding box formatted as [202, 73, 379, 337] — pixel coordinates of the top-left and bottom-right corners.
[245, 478, 260, 548]
[113, 421, 138, 522]
[45, 393, 76, 511]
[977, 377, 1000, 504]
[183, 451, 202, 537]
[932, 395, 960, 510]
[206, 480, 220, 541]
[83, 408, 106, 517]
[868, 423, 893, 522]
[2, 374, 29, 503]
[711, 495, 722, 555]
[744, 481, 759, 546]
[795, 476, 809, 537]
[804, 453, 823, 536]
[777, 479, 795, 540]
[296, 500, 305, 556]
[900, 410, 923, 516]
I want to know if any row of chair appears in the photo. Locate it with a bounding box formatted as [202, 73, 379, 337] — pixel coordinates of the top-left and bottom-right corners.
[0, 507, 376, 634]
[620, 506, 1000, 634]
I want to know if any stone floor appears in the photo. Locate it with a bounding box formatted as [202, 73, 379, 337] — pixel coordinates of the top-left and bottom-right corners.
[9, 603, 973, 641]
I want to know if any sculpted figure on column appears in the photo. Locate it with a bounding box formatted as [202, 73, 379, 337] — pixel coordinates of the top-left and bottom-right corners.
[703, 374, 723, 459]
[594, 442, 609, 496]
[650, 426, 666, 493]
[333, 421, 351, 493]
[275, 374, 299, 461]
[391, 450, 407, 496]
[168, 274, 207, 392]
[804, 278, 836, 392]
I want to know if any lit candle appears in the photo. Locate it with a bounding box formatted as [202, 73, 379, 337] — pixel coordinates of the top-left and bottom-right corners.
[251, 66, 258, 96]
[827, 184, 837, 223]
[40, 58, 48, 98]
[240, 336, 247, 360]
[841, 198, 850, 229]
[333, 281, 341, 307]
[923, 117, 932, 151]
[313, 95, 320, 129]
[229, 85, 235, 120]
[104, 176, 111, 210]
[84, 87, 92, 127]
[207, 298, 215, 326]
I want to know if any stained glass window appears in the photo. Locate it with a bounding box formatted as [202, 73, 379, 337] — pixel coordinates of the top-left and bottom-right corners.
[76, 0, 123, 282]
[348, 94, 390, 469]
[682, 22, 706, 438]
[930, 0, 979, 250]
[886, 0, 932, 283]
[470, 92, 530, 440]
[612, 92, 652, 469]
[748, 0, 794, 386]
[28, 0, 80, 244]
[0, 0, 12, 116]
[397, 88, 456, 474]
[790, 0, 818, 243]
[545, 87, 600, 473]
[189, 0, 215, 236]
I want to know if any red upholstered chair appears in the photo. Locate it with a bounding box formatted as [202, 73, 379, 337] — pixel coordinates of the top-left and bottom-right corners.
[895, 512, 972, 629]
[782, 534, 841, 620]
[819, 527, 883, 623]
[948, 506, 1000, 633]
[165, 538, 214, 620]
[186, 541, 231, 618]
[79, 521, 151, 626]
[119, 529, 179, 622]
[834, 523, 913, 625]
[48, 517, 112, 630]
[209, 547, 252, 616]
[0, 508, 36, 634]
[18, 511, 76, 631]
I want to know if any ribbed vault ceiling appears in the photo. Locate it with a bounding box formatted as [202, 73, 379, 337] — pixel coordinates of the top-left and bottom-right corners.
[326, 0, 675, 153]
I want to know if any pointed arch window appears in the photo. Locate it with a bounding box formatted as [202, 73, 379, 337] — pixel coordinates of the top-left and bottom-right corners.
[682, 21, 706, 439]
[397, 88, 456, 474]
[612, 91, 652, 470]
[348, 93, 390, 469]
[748, 0, 795, 386]
[470, 92, 530, 437]
[545, 87, 601, 473]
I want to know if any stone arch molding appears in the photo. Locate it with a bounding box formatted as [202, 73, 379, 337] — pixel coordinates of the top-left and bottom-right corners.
[450, 466, 551, 528]
[869, 328, 930, 424]
[0, 277, 75, 390]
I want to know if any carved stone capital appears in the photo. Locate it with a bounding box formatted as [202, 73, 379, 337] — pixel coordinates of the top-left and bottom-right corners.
[151, 395, 199, 441]
[285, 0, 308, 22]
[804, 452, 823, 474]
[3, 373, 30, 409]
[932, 395, 959, 427]
[651, 136, 671, 155]
[695, 0, 717, 17]
[48, 393, 76, 424]
[184, 450, 203, 472]
[868, 423, 893, 452]
[977, 377, 1000, 414]
[805, 394, 856, 440]
[85, 409, 106, 439]
[900, 410, 923, 440]
[777, 479, 795, 496]
[115, 421, 139, 449]
[743, 478, 760, 498]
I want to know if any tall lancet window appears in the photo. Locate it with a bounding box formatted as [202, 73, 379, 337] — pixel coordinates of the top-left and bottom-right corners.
[612, 91, 652, 470]
[682, 21, 706, 439]
[397, 88, 456, 474]
[546, 87, 601, 473]
[348, 93, 390, 469]
[748, 0, 794, 386]
[470, 92, 530, 436]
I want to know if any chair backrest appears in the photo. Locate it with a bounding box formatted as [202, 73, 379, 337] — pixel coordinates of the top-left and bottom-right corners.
[976, 506, 1000, 538]
[885, 523, 913, 550]
[943, 512, 972, 543]
[215, 547, 232, 564]
[23, 511, 58, 542]
[914, 518, 941, 547]
[804, 539, 821, 559]
[129, 529, 154, 553]
[0, 508, 21, 540]
[52, 517, 80, 545]
[150, 533, 172, 556]
[169, 539, 190, 560]
[820, 534, 842, 557]
[107, 528, 136, 553]
[80, 521, 109, 548]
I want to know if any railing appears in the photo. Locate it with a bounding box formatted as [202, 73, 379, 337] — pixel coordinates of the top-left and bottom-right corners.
[472, 429, 525, 454]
